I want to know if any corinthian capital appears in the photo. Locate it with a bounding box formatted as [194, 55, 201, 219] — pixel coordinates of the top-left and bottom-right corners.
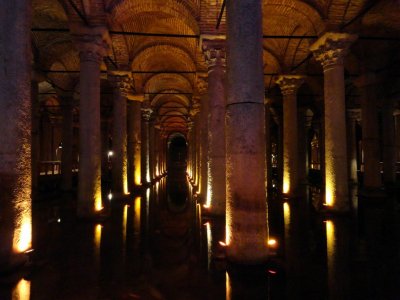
[201, 36, 226, 70]
[196, 75, 208, 95]
[71, 25, 111, 63]
[275, 75, 305, 96]
[310, 32, 357, 69]
[109, 72, 134, 96]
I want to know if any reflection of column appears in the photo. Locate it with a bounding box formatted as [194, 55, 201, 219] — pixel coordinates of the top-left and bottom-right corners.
[225, 0, 268, 263]
[197, 75, 209, 199]
[346, 109, 361, 185]
[0, 0, 32, 267]
[60, 93, 74, 191]
[310, 32, 357, 211]
[355, 74, 382, 190]
[276, 75, 304, 196]
[203, 41, 226, 215]
[127, 94, 143, 191]
[109, 72, 132, 195]
[141, 105, 152, 185]
[73, 27, 110, 216]
[382, 100, 396, 184]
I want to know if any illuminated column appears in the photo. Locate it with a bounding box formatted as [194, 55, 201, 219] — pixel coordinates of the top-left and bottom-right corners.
[141, 105, 152, 185]
[346, 109, 361, 185]
[225, 0, 268, 263]
[109, 72, 132, 195]
[276, 75, 304, 196]
[197, 75, 209, 198]
[191, 100, 201, 187]
[149, 118, 155, 182]
[382, 99, 396, 184]
[355, 74, 382, 190]
[310, 32, 357, 211]
[0, 0, 32, 267]
[31, 78, 40, 192]
[73, 27, 110, 217]
[60, 93, 74, 191]
[187, 119, 194, 177]
[154, 124, 161, 177]
[127, 94, 143, 191]
[203, 40, 226, 215]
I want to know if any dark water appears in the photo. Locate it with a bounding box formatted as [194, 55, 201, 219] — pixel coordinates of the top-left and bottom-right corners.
[1, 175, 400, 299]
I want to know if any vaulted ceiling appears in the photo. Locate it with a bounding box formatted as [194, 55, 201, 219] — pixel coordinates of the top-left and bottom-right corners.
[32, 0, 400, 134]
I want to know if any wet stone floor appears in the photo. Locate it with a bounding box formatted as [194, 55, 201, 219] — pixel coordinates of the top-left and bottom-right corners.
[1, 173, 400, 299]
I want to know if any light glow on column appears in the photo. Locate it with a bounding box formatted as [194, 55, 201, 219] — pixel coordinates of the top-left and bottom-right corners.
[204, 163, 212, 208]
[205, 222, 212, 270]
[134, 148, 141, 186]
[13, 196, 32, 254]
[226, 272, 232, 300]
[94, 224, 102, 264]
[134, 196, 141, 234]
[325, 176, 334, 206]
[95, 191, 103, 212]
[12, 279, 31, 300]
[283, 173, 290, 194]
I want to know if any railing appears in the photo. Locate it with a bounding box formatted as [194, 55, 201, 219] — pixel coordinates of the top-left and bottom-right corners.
[39, 161, 79, 175]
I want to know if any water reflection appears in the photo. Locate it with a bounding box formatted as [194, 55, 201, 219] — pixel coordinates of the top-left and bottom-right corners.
[12, 279, 30, 300]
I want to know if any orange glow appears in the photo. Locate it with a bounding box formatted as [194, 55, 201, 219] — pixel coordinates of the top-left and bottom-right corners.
[94, 224, 102, 263]
[122, 204, 128, 243]
[134, 196, 141, 233]
[13, 214, 32, 253]
[134, 152, 141, 186]
[325, 220, 335, 281]
[12, 279, 30, 300]
[219, 241, 227, 247]
[226, 272, 232, 300]
[205, 221, 212, 270]
[283, 177, 290, 194]
[325, 182, 333, 206]
[267, 238, 278, 247]
[95, 189, 103, 212]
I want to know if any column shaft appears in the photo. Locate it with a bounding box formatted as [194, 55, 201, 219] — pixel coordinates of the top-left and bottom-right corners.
[61, 98, 74, 191]
[225, 0, 268, 263]
[346, 110, 360, 185]
[127, 100, 142, 190]
[382, 103, 396, 183]
[31, 80, 40, 192]
[0, 0, 32, 267]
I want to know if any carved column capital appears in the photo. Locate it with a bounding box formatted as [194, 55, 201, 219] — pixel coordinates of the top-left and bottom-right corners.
[141, 108, 153, 121]
[310, 32, 357, 70]
[196, 76, 208, 95]
[201, 37, 226, 70]
[346, 108, 361, 121]
[275, 75, 305, 96]
[108, 72, 134, 97]
[71, 25, 110, 63]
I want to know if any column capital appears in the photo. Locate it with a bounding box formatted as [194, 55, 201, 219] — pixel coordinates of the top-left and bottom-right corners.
[201, 36, 226, 70]
[346, 108, 361, 121]
[108, 72, 135, 96]
[141, 107, 153, 121]
[275, 75, 305, 96]
[393, 109, 400, 117]
[310, 32, 357, 69]
[187, 120, 194, 131]
[71, 25, 111, 63]
[196, 76, 208, 95]
[190, 101, 201, 117]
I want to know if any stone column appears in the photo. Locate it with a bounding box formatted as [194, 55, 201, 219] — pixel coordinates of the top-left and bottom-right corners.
[197, 75, 209, 199]
[191, 100, 201, 188]
[382, 99, 396, 184]
[225, 0, 268, 263]
[203, 40, 226, 215]
[187, 119, 194, 179]
[395, 110, 400, 166]
[276, 75, 305, 197]
[265, 98, 273, 191]
[355, 74, 382, 191]
[0, 0, 32, 268]
[73, 27, 110, 217]
[149, 117, 155, 182]
[310, 32, 357, 211]
[127, 94, 143, 191]
[109, 72, 132, 196]
[60, 93, 74, 191]
[141, 105, 152, 185]
[31, 78, 40, 193]
[346, 109, 361, 185]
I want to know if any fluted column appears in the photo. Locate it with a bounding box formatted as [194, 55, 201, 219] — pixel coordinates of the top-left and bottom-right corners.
[225, 0, 268, 263]
[276, 75, 304, 196]
[310, 32, 357, 211]
[197, 76, 209, 199]
[203, 40, 226, 215]
[347, 109, 361, 185]
[109, 72, 132, 195]
[382, 100, 396, 184]
[127, 94, 143, 191]
[60, 93, 74, 191]
[141, 105, 152, 185]
[0, 0, 32, 268]
[73, 27, 110, 217]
